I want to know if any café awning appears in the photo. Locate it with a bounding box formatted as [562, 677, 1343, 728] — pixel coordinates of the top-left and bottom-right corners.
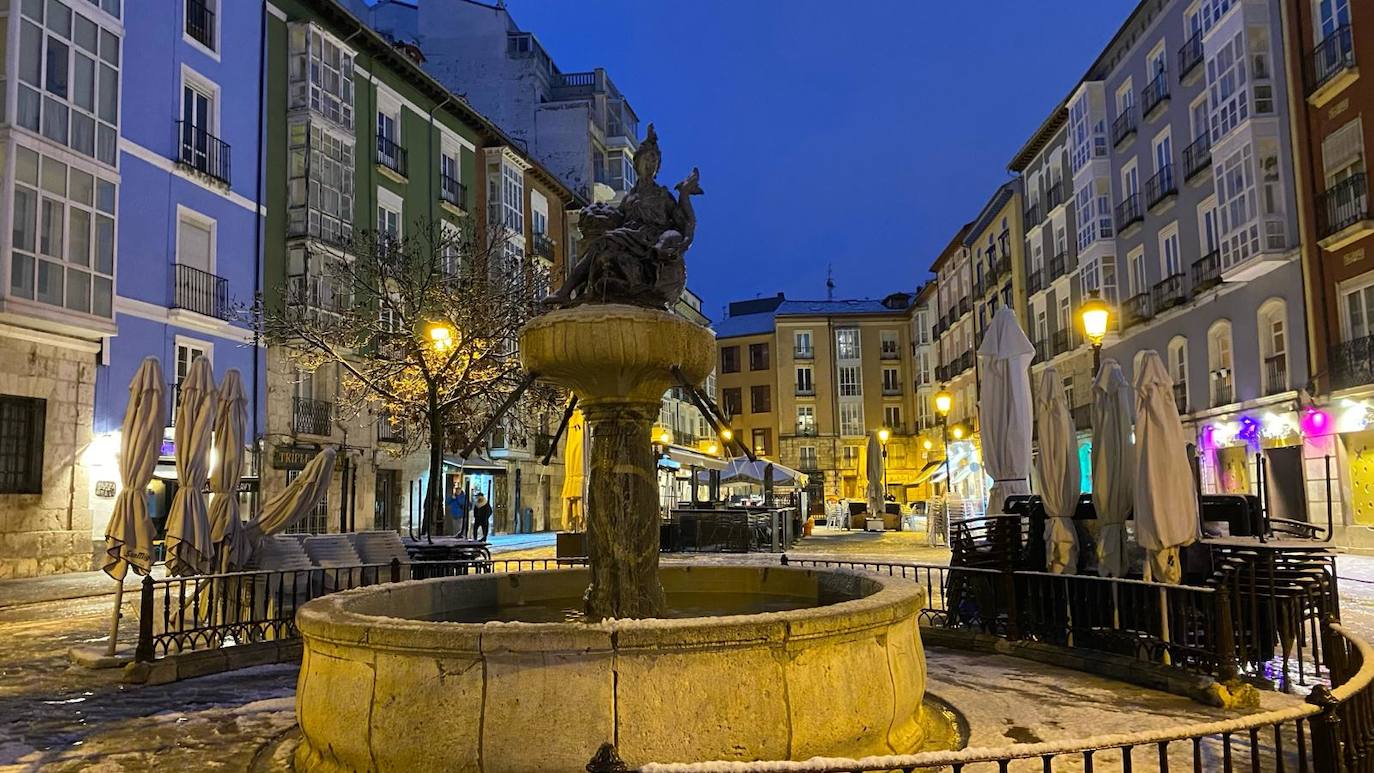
[664, 444, 729, 471]
[443, 454, 505, 472]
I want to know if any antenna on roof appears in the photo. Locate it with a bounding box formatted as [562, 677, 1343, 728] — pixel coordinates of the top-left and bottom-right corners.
[825, 265, 835, 301]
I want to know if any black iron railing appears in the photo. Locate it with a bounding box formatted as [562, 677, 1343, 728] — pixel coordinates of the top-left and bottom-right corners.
[1045, 181, 1067, 211]
[1028, 268, 1044, 294]
[1115, 192, 1143, 230]
[1182, 133, 1212, 180]
[532, 233, 556, 260]
[1052, 329, 1070, 355]
[440, 174, 467, 209]
[972, 277, 987, 298]
[185, 0, 215, 49]
[1212, 377, 1234, 407]
[1151, 272, 1187, 312]
[961, 351, 974, 372]
[1332, 335, 1374, 390]
[1141, 71, 1169, 115]
[1172, 381, 1188, 414]
[1024, 201, 1043, 227]
[993, 254, 1012, 278]
[1123, 292, 1153, 329]
[377, 415, 405, 443]
[376, 134, 408, 177]
[172, 264, 229, 320]
[1146, 164, 1176, 208]
[167, 381, 183, 426]
[1264, 353, 1288, 395]
[1178, 30, 1203, 79]
[1317, 173, 1370, 240]
[1191, 250, 1221, 293]
[1111, 106, 1137, 146]
[1048, 251, 1066, 279]
[793, 346, 813, 359]
[880, 346, 900, 360]
[176, 121, 230, 185]
[1033, 338, 1049, 362]
[794, 385, 815, 396]
[1309, 25, 1356, 96]
[958, 296, 972, 316]
[292, 396, 333, 436]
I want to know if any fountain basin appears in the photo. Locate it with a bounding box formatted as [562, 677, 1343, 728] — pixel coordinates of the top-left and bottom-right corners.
[294, 565, 928, 771]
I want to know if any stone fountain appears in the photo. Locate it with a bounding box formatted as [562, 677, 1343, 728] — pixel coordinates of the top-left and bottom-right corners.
[293, 126, 935, 771]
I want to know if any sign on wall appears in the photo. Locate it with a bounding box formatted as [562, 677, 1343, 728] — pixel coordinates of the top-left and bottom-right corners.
[272, 446, 316, 470]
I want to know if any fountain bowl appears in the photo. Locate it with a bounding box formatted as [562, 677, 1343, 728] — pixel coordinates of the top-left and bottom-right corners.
[293, 564, 928, 772]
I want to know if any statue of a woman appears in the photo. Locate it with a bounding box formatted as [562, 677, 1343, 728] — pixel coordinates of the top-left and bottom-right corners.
[545, 124, 703, 310]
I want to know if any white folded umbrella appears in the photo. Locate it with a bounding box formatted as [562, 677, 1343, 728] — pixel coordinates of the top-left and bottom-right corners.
[208, 369, 250, 572]
[1036, 366, 1080, 574]
[165, 356, 217, 576]
[102, 356, 165, 581]
[243, 446, 338, 547]
[1133, 351, 1200, 583]
[865, 432, 885, 516]
[977, 307, 1035, 514]
[1091, 359, 1135, 578]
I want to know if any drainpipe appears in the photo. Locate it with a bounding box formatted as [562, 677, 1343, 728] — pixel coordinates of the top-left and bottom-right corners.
[251, 2, 267, 503]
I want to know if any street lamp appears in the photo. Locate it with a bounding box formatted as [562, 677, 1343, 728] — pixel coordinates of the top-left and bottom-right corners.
[1080, 290, 1111, 374]
[951, 424, 965, 440]
[877, 428, 891, 499]
[426, 321, 454, 352]
[922, 438, 933, 451]
[933, 388, 954, 503]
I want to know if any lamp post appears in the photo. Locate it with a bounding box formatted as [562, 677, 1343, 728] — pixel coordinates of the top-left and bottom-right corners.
[1080, 290, 1111, 375]
[422, 321, 456, 539]
[933, 388, 953, 499]
[877, 427, 891, 499]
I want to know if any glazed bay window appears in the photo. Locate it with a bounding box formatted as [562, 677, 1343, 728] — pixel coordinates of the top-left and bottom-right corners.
[838, 365, 861, 397]
[10, 144, 115, 317]
[796, 405, 815, 436]
[288, 23, 354, 131]
[836, 328, 860, 360]
[287, 121, 354, 245]
[17, 0, 121, 166]
[486, 155, 524, 232]
[839, 403, 863, 437]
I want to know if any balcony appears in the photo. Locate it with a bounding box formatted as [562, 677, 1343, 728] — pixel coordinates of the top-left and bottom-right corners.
[376, 134, 408, 178]
[1114, 193, 1143, 231]
[440, 174, 467, 210]
[1045, 181, 1067, 211]
[1317, 173, 1374, 251]
[185, 0, 215, 50]
[936, 364, 948, 383]
[1024, 202, 1043, 228]
[1111, 107, 1137, 147]
[931, 321, 944, 339]
[1122, 292, 1153, 330]
[377, 415, 405, 444]
[1141, 71, 1170, 118]
[532, 232, 556, 261]
[1052, 329, 1070, 356]
[176, 121, 231, 185]
[1048, 252, 1066, 280]
[1211, 377, 1234, 408]
[960, 351, 975, 372]
[172, 264, 230, 320]
[1307, 25, 1357, 106]
[1145, 165, 1177, 209]
[794, 426, 818, 438]
[882, 384, 902, 397]
[293, 397, 334, 436]
[1150, 272, 1187, 313]
[1028, 268, 1044, 294]
[958, 297, 972, 317]
[993, 254, 1012, 278]
[1033, 339, 1050, 362]
[1331, 335, 1374, 391]
[881, 346, 900, 361]
[1178, 31, 1203, 81]
[795, 385, 815, 396]
[794, 345, 813, 360]
[1182, 133, 1213, 181]
[972, 277, 987, 298]
[1191, 250, 1221, 294]
[1263, 353, 1288, 396]
[1173, 382, 1188, 414]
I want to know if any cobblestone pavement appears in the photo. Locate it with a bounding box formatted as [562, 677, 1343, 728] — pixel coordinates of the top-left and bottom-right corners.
[3, 533, 1373, 771]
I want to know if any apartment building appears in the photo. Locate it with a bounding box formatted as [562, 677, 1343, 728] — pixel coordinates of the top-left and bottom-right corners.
[1283, 0, 1374, 540]
[342, 0, 639, 201]
[263, 0, 580, 537]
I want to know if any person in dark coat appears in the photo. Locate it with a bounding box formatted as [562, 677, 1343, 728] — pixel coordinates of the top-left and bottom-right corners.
[473, 493, 493, 541]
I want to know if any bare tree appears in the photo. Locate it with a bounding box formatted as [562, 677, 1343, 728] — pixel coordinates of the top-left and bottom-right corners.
[262, 217, 561, 537]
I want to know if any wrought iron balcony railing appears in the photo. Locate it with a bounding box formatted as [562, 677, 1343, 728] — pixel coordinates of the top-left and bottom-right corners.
[1028, 268, 1044, 294]
[1318, 173, 1371, 240]
[1045, 181, 1067, 211]
[172, 264, 229, 320]
[1151, 272, 1187, 313]
[1048, 252, 1066, 280]
[176, 121, 230, 185]
[1191, 250, 1221, 293]
[1115, 193, 1143, 231]
[532, 233, 556, 260]
[376, 134, 408, 177]
[293, 397, 334, 436]
[1122, 292, 1153, 329]
[1141, 71, 1169, 116]
[1183, 133, 1212, 180]
[794, 346, 813, 359]
[1331, 334, 1374, 391]
[377, 416, 405, 443]
[1308, 25, 1356, 96]
[1111, 106, 1137, 146]
[1263, 353, 1288, 396]
[1178, 31, 1203, 79]
[1211, 377, 1234, 408]
[1146, 164, 1177, 208]
[440, 174, 467, 209]
[993, 255, 1011, 278]
[1052, 329, 1070, 356]
[1024, 202, 1043, 228]
[185, 0, 215, 49]
[1173, 382, 1188, 414]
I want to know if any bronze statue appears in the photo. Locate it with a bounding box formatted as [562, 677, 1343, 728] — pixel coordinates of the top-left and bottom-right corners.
[545, 124, 702, 310]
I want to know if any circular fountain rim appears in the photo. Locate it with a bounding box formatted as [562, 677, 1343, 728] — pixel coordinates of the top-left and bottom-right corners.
[296, 564, 925, 655]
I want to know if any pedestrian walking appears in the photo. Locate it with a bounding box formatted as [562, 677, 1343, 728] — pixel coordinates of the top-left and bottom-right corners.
[473, 493, 493, 542]
[447, 482, 468, 539]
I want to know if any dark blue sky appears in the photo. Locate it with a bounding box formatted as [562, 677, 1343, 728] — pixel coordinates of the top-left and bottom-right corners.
[508, 0, 1138, 321]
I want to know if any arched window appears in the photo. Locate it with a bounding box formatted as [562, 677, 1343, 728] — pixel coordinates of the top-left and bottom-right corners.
[1168, 336, 1189, 413]
[1208, 320, 1234, 407]
[1258, 299, 1288, 395]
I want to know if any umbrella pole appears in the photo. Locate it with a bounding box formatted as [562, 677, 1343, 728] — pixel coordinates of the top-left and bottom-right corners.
[106, 579, 124, 656]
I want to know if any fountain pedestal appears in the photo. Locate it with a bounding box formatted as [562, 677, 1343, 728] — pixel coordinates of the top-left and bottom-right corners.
[520, 303, 715, 619]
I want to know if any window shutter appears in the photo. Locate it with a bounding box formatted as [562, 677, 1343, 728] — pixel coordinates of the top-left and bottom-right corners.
[1323, 118, 1365, 182]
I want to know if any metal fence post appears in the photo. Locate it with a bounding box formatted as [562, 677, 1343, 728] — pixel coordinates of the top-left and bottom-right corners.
[1307, 684, 1347, 773]
[134, 574, 155, 663]
[1002, 568, 1020, 640]
[390, 557, 401, 584]
[586, 742, 628, 773]
[1215, 585, 1238, 682]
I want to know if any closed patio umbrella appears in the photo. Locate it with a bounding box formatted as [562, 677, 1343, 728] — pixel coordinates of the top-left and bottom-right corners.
[242, 446, 337, 547]
[560, 409, 586, 531]
[865, 431, 884, 517]
[1092, 359, 1135, 578]
[1134, 351, 1199, 583]
[208, 369, 250, 572]
[165, 356, 217, 576]
[977, 306, 1035, 514]
[1036, 366, 1080, 574]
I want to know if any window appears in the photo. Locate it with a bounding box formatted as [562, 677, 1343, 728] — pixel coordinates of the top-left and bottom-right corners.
[1153, 130, 1173, 174]
[720, 346, 740, 374]
[440, 146, 462, 206]
[1317, 0, 1352, 41]
[751, 428, 771, 456]
[1208, 321, 1234, 405]
[750, 385, 770, 414]
[1159, 225, 1182, 277]
[836, 328, 860, 360]
[486, 158, 524, 232]
[721, 388, 741, 418]
[1207, 31, 1249, 144]
[794, 330, 813, 356]
[288, 23, 354, 130]
[283, 467, 330, 534]
[1122, 160, 1140, 197]
[377, 187, 402, 252]
[1128, 248, 1147, 297]
[1168, 336, 1189, 407]
[176, 210, 213, 272]
[376, 100, 401, 172]
[1258, 299, 1287, 393]
[1321, 118, 1365, 188]
[1199, 198, 1220, 254]
[880, 330, 899, 358]
[176, 341, 210, 386]
[179, 71, 221, 180]
[839, 403, 863, 436]
[883, 405, 902, 431]
[799, 446, 817, 470]
[530, 191, 549, 240]
[0, 396, 46, 494]
[748, 342, 770, 371]
[795, 366, 813, 394]
[287, 121, 354, 245]
[841, 445, 859, 468]
[838, 365, 861, 396]
[882, 367, 900, 394]
[185, 0, 217, 52]
[9, 145, 116, 317]
[17, 0, 121, 165]
[1344, 279, 1374, 341]
[796, 405, 815, 435]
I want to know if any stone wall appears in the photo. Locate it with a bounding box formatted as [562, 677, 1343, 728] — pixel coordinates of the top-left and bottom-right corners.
[0, 334, 97, 578]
